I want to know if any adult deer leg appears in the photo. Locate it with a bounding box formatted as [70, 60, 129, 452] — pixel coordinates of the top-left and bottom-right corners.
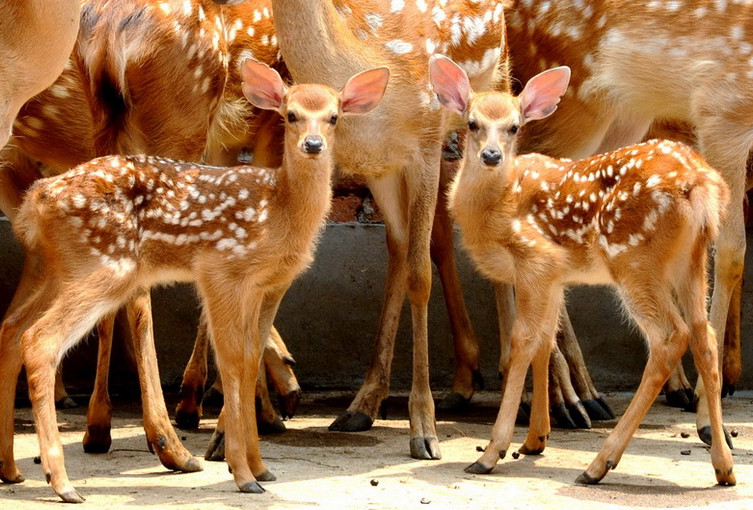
[433, 151, 482, 411]
[82, 313, 116, 453]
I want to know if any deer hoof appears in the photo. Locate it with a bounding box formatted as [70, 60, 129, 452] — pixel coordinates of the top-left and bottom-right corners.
[410, 436, 441, 460]
[239, 481, 265, 494]
[328, 412, 373, 432]
[464, 461, 494, 475]
[436, 392, 471, 412]
[582, 398, 614, 421]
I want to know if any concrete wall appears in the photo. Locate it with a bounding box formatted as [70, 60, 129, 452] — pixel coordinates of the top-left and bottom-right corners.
[2, 217, 752, 396]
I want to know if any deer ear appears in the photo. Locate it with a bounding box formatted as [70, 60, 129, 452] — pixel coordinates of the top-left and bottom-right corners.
[241, 59, 286, 112]
[340, 67, 390, 115]
[429, 55, 471, 114]
[519, 66, 571, 123]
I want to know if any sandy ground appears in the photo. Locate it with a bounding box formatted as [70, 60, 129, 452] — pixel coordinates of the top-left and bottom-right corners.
[2, 391, 752, 509]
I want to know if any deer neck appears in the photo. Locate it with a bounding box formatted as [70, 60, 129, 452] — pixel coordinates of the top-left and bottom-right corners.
[273, 151, 335, 239]
[270, 0, 376, 86]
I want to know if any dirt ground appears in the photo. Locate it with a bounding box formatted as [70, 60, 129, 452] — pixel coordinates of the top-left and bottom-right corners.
[2, 391, 752, 509]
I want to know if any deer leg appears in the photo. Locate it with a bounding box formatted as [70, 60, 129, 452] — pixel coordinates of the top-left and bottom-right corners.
[433, 149, 482, 411]
[329, 172, 407, 433]
[467, 285, 562, 474]
[663, 363, 694, 408]
[691, 125, 748, 446]
[675, 250, 735, 486]
[721, 275, 742, 398]
[125, 288, 201, 473]
[0, 254, 50, 484]
[202, 283, 271, 492]
[577, 280, 689, 485]
[548, 342, 591, 429]
[82, 313, 116, 453]
[556, 306, 615, 421]
[263, 327, 301, 420]
[54, 368, 76, 409]
[175, 313, 211, 429]
[22, 276, 129, 503]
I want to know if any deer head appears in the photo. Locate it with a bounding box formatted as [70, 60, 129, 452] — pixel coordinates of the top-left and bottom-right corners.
[429, 54, 571, 172]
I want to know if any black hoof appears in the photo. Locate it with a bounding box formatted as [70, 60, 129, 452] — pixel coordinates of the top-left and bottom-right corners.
[516, 401, 531, 426]
[518, 444, 544, 456]
[594, 396, 616, 420]
[575, 471, 602, 485]
[665, 388, 694, 408]
[437, 392, 471, 412]
[175, 408, 201, 430]
[278, 389, 302, 420]
[683, 394, 700, 413]
[566, 402, 592, 429]
[0, 472, 25, 484]
[239, 481, 265, 494]
[55, 397, 78, 409]
[551, 402, 578, 429]
[721, 383, 735, 398]
[257, 415, 287, 435]
[255, 470, 277, 482]
[328, 412, 373, 432]
[205, 431, 226, 462]
[582, 399, 613, 421]
[410, 436, 441, 460]
[82, 425, 112, 454]
[464, 461, 493, 474]
[697, 425, 734, 449]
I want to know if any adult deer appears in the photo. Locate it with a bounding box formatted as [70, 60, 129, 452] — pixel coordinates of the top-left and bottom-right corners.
[0, 59, 389, 503]
[0, 0, 80, 150]
[503, 0, 751, 444]
[240, 0, 506, 461]
[431, 55, 735, 486]
[0, 0, 296, 483]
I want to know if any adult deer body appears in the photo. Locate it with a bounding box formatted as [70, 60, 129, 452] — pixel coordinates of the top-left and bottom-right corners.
[504, 0, 753, 440]
[0, 0, 80, 149]
[0, 60, 389, 502]
[431, 55, 735, 486]
[263, 0, 506, 460]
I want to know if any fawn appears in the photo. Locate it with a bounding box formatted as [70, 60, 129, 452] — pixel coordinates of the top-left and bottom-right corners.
[0, 59, 389, 503]
[429, 55, 735, 486]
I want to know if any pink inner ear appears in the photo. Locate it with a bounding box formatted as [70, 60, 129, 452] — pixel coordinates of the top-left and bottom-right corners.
[429, 56, 470, 114]
[520, 67, 571, 122]
[241, 59, 285, 111]
[341, 67, 390, 115]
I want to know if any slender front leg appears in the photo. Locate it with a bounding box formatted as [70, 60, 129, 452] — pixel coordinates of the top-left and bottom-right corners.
[125, 288, 201, 473]
[329, 172, 408, 433]
[175, 312, 211, 429]
[82, 314, 116, 453]
[433, 152, 482, 411]
[467, 284, 562, 473]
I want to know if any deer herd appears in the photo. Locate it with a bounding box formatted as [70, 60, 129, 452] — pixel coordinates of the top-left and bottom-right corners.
[0, 0, 744, 503]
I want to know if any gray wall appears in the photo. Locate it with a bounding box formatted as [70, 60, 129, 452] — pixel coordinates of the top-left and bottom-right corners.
[2, 218, 752, 396]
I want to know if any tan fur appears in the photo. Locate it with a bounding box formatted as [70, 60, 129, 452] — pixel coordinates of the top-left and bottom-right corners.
[445, 76, 735, 486]
[0, 71, 375, 501]
[0, 0, 80, 148]
[269, 0, 507, 459]
[505, 0, 753, 429]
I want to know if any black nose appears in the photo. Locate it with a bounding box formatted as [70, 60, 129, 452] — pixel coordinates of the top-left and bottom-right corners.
[303, 136, 323, 154]
[481, 148, 502, 166]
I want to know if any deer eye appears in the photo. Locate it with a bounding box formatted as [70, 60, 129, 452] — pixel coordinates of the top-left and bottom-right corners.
[508, 124, 520, 135]
[329, 114, 338, 125]
[287, 112, 298, 123]
[468, 120, 479, 132]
